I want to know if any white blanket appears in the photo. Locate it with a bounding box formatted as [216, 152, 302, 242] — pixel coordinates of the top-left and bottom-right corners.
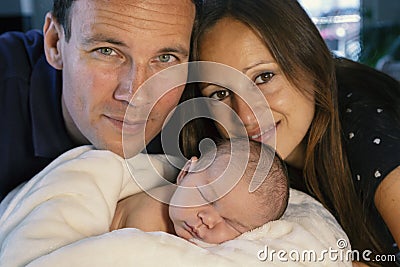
[0, 146, 352, 267]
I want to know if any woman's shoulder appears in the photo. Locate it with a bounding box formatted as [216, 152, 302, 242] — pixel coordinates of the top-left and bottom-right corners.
[336, 58, 400, 132]
[335, 58, 400, 107]
[335, 58, 400, 192]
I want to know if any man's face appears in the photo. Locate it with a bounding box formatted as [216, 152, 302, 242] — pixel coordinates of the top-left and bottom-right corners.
[57, 0, 195, 157]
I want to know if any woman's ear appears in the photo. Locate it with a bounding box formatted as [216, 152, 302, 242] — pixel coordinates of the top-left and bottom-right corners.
[176, 157, 198, 185]
[43, 12, 64, 70]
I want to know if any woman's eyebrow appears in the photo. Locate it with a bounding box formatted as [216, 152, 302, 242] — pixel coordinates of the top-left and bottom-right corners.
[199, 84, 215, 92]
[200, 83, 229, 92]
[243, 60, 276, 73]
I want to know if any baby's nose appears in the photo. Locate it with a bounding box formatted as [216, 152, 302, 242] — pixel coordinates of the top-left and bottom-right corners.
[197, 209, 222, 229]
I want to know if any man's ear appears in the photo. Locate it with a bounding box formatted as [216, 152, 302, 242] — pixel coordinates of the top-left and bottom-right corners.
[43, 12, 64, 70]
[176, 157, 197, 185]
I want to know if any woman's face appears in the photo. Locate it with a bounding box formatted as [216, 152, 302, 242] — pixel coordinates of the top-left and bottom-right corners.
[199, 17, 315, 167]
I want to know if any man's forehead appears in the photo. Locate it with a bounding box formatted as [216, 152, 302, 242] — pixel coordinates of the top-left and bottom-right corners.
[72, 0, 195, 31]
[121, 0, 195, 15]
[76, 0, 195, 16]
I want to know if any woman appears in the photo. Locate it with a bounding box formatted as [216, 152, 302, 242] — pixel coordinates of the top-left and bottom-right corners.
[182, 0, 400, 265]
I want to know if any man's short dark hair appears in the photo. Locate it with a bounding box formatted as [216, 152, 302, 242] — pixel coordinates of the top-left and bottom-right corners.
[52, 0, 74, 41]
[52, 0, 201, 41]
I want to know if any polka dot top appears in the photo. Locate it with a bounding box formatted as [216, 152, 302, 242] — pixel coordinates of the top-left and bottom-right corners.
[340, 92, 399, 185]
[337, 61, 400, 248]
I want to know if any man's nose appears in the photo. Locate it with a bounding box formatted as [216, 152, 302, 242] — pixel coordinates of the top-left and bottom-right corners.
[114, 66, 149, 103]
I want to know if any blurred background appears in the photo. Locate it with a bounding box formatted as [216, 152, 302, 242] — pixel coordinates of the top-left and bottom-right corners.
[298, 0, 400, 80]
[0, 0, 399, 80]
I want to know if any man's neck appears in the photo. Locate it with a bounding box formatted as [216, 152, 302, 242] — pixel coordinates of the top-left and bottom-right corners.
[61, 97, 90, 145]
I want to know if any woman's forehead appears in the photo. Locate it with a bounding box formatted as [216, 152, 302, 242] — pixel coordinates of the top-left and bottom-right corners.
[200, 18, 274, 64]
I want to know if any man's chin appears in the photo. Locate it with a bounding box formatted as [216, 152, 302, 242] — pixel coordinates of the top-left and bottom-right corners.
[122, 146, 146, 159]
[93, 142, 143, 159]
[91, 132, 151, 158]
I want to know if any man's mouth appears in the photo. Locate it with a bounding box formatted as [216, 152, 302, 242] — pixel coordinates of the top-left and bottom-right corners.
[105, 115, 147, 135]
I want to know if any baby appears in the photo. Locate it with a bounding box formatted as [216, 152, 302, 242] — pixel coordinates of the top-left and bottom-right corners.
[110, 139, 289, 244]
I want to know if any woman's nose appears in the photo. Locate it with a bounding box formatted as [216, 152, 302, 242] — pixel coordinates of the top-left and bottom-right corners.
[231, 95, 258, 130]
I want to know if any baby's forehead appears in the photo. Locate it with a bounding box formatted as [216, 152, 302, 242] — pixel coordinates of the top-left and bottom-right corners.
[190, 153, 255, 188]
[189, 153, 229, 176]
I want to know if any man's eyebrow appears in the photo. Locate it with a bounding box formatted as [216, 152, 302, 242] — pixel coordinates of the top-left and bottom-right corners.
[158, 46, 189, 58]
[81, 36, 188, 57]
[81, 34, 128, 47]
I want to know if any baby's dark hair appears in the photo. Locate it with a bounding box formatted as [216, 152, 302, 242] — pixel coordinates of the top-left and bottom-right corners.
[207, 138, 289, 224]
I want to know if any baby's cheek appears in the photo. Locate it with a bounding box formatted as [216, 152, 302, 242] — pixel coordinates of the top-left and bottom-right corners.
[175, 227, 191, 240]
[168, 205, 186, 223]
[206, 224, 239, 244]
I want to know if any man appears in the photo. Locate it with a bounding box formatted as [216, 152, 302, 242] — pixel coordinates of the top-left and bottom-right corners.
[0, 0, 197, 199]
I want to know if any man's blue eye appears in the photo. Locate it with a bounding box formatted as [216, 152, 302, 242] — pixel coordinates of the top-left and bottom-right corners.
[99, 48, 114, 56]
[159, 54, 174, 63]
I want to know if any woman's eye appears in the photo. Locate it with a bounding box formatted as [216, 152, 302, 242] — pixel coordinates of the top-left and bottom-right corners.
[209, 90, 231, 100]
[98, 47, 116, 56]
[158, 54, 176, 63]
[254, 72, 275, 84]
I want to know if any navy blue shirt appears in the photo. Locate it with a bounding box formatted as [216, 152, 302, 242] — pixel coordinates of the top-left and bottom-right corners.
[0, 30, 76, 199]
[0, 30, 165, 200]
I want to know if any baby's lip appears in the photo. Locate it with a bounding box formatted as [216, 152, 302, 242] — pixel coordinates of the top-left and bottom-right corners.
[184, 222, 200, 239]
[183, 222, 195, 236]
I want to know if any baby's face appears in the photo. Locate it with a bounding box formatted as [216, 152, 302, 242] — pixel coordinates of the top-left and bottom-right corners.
[169, 156, 264, 244]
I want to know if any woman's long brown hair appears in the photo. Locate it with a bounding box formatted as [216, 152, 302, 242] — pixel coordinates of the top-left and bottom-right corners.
[181, 0, 396, 264]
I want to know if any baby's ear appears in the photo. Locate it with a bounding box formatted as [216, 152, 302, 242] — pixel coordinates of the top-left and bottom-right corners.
[177, 157, 197, 185]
